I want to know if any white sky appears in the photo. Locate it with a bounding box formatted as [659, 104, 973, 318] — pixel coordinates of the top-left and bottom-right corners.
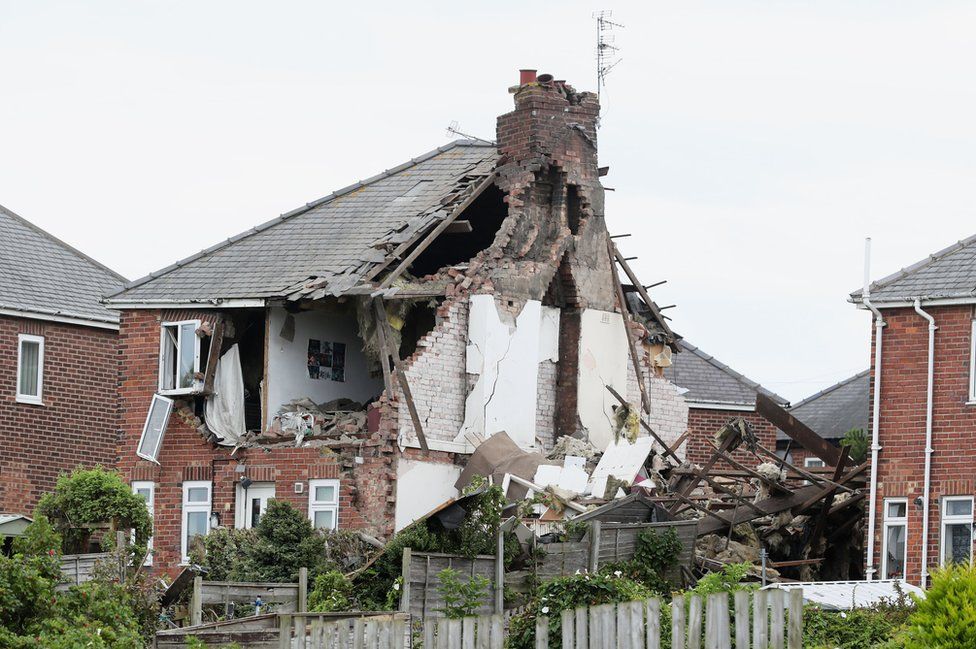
[2, 1, 975, 402]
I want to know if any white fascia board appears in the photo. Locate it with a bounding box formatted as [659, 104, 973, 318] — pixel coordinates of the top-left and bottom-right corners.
[0, 307, 120, 330]
[852, 296, 976, 309]
[687, 401, 756, 412]
[106, 298, 266, 310]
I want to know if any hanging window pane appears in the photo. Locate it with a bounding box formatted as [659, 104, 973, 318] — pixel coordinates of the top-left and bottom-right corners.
[137, 395, 173, 463]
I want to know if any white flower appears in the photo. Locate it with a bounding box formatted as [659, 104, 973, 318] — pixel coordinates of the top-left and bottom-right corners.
[541, 606, 550, 614]
[393, 582, 400, 591]
[840, 612, 847, 618]
[614, 570, 622, 577]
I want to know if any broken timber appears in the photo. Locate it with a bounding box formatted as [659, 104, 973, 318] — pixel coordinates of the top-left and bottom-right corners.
[607, 240, 651, 414]
[611, 242, 675, 341]
[756, 393, 841, 466]
[372, 298, 429, 452]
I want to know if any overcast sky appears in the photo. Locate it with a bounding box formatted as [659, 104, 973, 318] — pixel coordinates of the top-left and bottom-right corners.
[2, 1, 975, 402]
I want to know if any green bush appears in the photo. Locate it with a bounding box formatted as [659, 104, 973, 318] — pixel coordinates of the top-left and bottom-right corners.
[804, 604, 913, 649]
[687, 562, 754, 598]
[894, 563, 976, 648]
[508, 572, 654, 649]
[436, 568, 490, 619]
[602, 527, 682, 595]
[35, 467, 152, 559]
[308, 570, 354, 612]
[188, 526, 259, 581]
[842, 428, 869, 463]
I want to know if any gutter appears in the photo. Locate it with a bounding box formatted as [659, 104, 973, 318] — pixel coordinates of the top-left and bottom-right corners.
[913, 298, 937, 588]
[863, 238, 886, 581]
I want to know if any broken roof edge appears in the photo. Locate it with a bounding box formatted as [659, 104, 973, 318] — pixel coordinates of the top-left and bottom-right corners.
[788, 369, 870, 412]
[849, 231, 976, 303]
[103, 139, 497, 302]
[676, 339, 790, 406]
[0, 203, 128, 286]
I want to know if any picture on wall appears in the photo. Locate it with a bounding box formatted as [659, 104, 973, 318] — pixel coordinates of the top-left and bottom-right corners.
[307, 339, 346, 382]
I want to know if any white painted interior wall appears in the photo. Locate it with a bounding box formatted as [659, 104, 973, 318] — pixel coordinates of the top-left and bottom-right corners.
[577, 308, 629, 451]
[394, 459, 462, 531]
[266, 305, 383, 415]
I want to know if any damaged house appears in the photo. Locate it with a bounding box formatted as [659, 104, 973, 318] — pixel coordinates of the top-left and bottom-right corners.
[103, 71, 689, 572]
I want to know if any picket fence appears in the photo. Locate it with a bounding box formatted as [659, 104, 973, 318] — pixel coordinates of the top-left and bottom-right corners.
[277, 588, 803, 649]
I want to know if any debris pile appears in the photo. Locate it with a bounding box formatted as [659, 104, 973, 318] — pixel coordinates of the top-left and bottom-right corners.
[249, 397, 369, 446]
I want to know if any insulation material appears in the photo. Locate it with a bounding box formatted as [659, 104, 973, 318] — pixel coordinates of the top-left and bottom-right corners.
[395, 459, 462, 532]
[204, 344, 246, 446]
[457, 295, 559, 448]
[577, 309, 629, 450]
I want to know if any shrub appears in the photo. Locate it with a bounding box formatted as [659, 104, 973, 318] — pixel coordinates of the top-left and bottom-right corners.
[188, 526, 259, 581]
[246, 499, 327, 582]
[687, 562, 754, 598]
[308, 570, 354, 612]
[35, 467, 152, 558]
[508, 572, 654, 649]
[895, 563, 976, 648]
[601, 526, 682, 595]
[842, 428, 869, 463]
[436, 568, 491, 619]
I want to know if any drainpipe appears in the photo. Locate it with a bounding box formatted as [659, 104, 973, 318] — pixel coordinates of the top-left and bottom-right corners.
[914, 298, 937, 588]
[863, 238, 886, 581]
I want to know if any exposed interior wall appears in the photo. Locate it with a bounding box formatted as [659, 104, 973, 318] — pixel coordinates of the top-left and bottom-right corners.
[266, 304, 383, 416]
[394, 458, 461, 531]
[577, 308, 629, 450]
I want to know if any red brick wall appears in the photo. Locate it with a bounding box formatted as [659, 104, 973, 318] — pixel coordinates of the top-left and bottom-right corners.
[116, 309, 401, 576]
[0, 315, 118, 514]
[868, 304, 976, 584]
[684, 406, 779, 469]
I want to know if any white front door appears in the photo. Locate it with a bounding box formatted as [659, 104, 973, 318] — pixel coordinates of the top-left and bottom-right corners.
[235, 482, 275, 529]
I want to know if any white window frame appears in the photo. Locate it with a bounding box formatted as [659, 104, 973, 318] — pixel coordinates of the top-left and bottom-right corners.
[941, 495, 974, 566]
[804, 457, 826, 469]
[181, 480, 212, 564]
[308, 479, 339, 531]
[235, 482, 276, 529]
[136, 394, 174, 463]
[16, 334, 44, 405]
[881, 498, 908, 580]
[132, 481, 155, 566]
[970, 319, 976, 402]
[158, 320, 202, 395]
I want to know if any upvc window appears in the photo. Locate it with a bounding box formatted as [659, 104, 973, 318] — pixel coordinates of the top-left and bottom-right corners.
[970, 319, 976, 402]
[159, 320, 202, 394]
[308, 479, 339, 530]
[882, 498, 908, 580]
[136, 394, 174, 463]
[16, 334, 44, 404]
[181, 481, 211, 563]
[941, 496, 974, 566]
[132, 481, 155, 566]
[804, 457, 826, 470]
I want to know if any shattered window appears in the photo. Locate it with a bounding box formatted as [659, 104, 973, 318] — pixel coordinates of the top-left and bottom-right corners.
[136, 394, 173, 463]
[159, 321, 201, 394]
[308, 479, 339, 531]
[882, 497, 907, 580]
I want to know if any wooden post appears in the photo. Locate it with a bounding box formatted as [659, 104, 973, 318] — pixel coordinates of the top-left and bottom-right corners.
[298, 567, 308, 612]
[734, 591, 750, 649]
[278, 614, 292, 649]
[190, 576, 202, 627]
[400, 547, 412, 613]
[588, 520, 601, 572]
[535, 615, 550, 649]
[646, 598, 661, 649]
[671, 596, 685, 649]
[495, 530, 505, 613]
[769, 589, 785, 649]
[752, 590, 767, 649]
[688, 594, 703, 649]
[787, 589, 803, 649]
[561, 609, 575, 649]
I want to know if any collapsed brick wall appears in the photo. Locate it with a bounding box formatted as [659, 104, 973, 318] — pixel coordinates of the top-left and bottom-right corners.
[116, 309, 398, 576]
[0, 315, 118, 514]
[867, 304, 976, 584]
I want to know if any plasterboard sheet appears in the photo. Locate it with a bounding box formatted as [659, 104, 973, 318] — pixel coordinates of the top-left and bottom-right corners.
[588, 437, 654, 496]
[577, 309, 629, 451]
[394, 459, 462, 532]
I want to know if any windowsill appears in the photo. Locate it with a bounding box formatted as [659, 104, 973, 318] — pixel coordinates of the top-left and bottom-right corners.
[15, 395, 43, 406]
[158, 388, 202, 397]
[966, 400, 976, 406]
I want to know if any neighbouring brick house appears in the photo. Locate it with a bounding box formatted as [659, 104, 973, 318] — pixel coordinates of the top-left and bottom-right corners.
[103, 71, 690, 574]
[852, 236, 976, 586]
[665, 339, 787, 469]
[0, 204, 124, 515]
[779, 370, 869, 470]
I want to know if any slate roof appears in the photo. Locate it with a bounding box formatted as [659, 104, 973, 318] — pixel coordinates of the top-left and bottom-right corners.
[780, 370, 870, 441]
[0, 204, 125, 325]
[851, 234, 976, 304]
[106, 141, 498, 304]
[664, 339, 788, 408]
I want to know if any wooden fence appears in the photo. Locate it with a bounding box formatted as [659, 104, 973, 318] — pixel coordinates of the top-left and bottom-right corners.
[276, 588, 802, 649]
[187, 569, 308, 626]
[59, 552, 112, 590]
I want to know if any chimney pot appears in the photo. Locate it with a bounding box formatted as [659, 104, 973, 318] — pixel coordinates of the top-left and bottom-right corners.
[537, 73, 554, 84]
[519, 69, 537, 85]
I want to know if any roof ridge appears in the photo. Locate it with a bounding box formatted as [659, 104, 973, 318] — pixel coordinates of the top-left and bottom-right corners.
[676, 339, 789, 405]
[851, 232, 976, 300]
[0, 203, 127, 284]
[104, 139, 495, 301]
[789, 369, 870, 411]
